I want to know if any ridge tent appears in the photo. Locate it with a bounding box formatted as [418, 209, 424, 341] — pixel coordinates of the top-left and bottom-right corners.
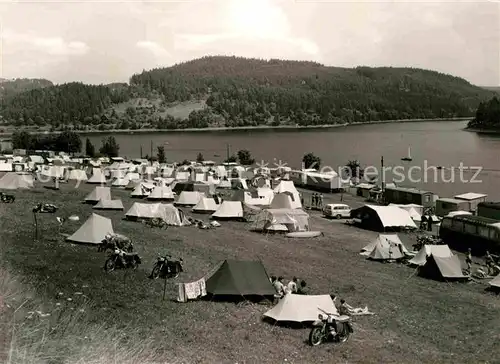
[273, 180, 299, 194]
[367, 240, 405, 261]
[93, 199, 124, 210]
[351, 205, 417, 231]
[111, 177, 130, 187]
[206, 260, 276, 298]
[360, 234, 407, 256]
[251, 208, 310, 232]
[263, 294, 338, 323]
[130, 182, 155, 198]
[175, 191, 204, 206]
[212, 201, 244, 219]
[125, 179, 141, 190]
[87, 169, 106, 184]
[0, 172, 34, 190]
[173, 181, 213, 196]
[68, 169, 88, 181]
[84, 186, 111, 204]
[192, 197, 218, 213]
[125, 202, 187, 226]
[270, 193, 295, 209]
[147, 186, 175, 201]
[408, 245, 453, 266]
[66, 213, 113, 245]
[418, 255, 467, 281]
[256, 187, 274, 204]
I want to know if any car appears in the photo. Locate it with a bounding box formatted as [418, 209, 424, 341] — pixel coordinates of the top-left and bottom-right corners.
[323, 203, 351, 219]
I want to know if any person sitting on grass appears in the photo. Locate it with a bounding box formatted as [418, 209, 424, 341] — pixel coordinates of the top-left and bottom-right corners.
[296, 280, 308, 295]
[287, 277, 298, 294]
[338, 298, 369, 316]
[273, 276, 286, 297]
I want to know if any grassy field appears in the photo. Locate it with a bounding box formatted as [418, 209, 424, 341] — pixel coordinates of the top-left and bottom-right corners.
[1, 183, 500, 363]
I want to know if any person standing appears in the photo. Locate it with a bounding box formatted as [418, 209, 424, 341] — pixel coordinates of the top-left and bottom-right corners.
[465, 248, 473, 273]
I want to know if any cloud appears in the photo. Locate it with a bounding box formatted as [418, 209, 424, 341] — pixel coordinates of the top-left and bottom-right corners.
[136, 41, 170, 58]
[2, 29, 89, 56]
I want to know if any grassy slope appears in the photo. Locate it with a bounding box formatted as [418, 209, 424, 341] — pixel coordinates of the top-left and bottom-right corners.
[110, 98, 207, 120]
[1, 183, 500, 363]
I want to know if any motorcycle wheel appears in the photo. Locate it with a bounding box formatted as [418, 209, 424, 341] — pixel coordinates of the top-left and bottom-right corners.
[151, 264, 161, 279]
[337, 331, 350, 343]
[104, 258, 115, 272]
[308, 327, 324, 346]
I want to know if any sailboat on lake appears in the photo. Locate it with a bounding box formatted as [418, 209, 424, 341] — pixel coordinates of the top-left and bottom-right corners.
[401, 147, 412, 161]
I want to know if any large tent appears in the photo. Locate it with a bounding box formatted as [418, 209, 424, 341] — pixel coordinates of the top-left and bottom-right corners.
[66, 213, 113, 245]
[125, 202, 187, 226]
[419, 255, 467, 281]
[351, 205, 417, 231]
[93, 199, 124, 210]
[206, 260, 276, 297]
[84, 186, 111, 204]
[175, 191, 204, 206]
[0, 172, 34, 190]
[251, 209, 310, 232]
[192, 197, 218, 213]
[263, 294, 338, 323]
[147, 186, 175, 201]
[212, 201, 244, 219]
[408, 245, 453, 266]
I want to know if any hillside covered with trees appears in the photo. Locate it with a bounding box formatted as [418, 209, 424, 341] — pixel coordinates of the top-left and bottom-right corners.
[467, 96, 500, 130]
[0, 78, 53, 99]
[0, 56, 496, 131]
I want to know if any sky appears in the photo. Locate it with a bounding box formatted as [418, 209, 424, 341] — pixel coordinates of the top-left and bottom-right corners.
[0, 0, 498, 86]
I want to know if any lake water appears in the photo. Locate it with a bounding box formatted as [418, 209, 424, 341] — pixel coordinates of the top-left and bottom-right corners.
[86, 121, 500, 200]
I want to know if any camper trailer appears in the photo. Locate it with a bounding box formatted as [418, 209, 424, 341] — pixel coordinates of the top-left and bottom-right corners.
[454, 193, 487, 213]
[383, 186, 434, 209]
[477, 202, 500, 221]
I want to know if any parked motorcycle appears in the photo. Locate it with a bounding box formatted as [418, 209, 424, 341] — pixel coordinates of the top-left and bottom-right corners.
[0, 192, 15, 203]
[104, 251, 141, 272]
[149, 255, 183, 279]
[308, 310, 353, 346]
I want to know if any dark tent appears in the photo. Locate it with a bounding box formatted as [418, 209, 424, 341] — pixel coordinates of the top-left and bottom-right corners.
[173, 181, 212, 196]
[418, 255, 467, 281]
[206, 260, 276, 297]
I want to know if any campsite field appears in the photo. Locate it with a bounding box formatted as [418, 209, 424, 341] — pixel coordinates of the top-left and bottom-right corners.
[1, 183, 500, 363]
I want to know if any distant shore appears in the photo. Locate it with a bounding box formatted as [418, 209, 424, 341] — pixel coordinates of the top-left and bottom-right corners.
[463, 127, 500, 134]
[0, 117, 471, 139]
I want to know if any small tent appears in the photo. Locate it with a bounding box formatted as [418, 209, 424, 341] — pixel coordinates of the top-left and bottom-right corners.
[489, 275, 500, 289]
[125, 179, 141, 190]
[87, 169, 106, 184]
[206, 260, 276, 297]
[360, 234, 407, 255]
[111, 177, 130, 187]
[419, 255, 467, 281]
[263, 294, 338, 323]
[0, 172, 34, 190]
[175, 191, 204, 206]
[270, 193, 295, 209]
[408, 245, 453, 266]
[84, 186, 111, 204]
[147, 186, 175, 201]
[212, 201, 244, 219]
[93, 199, 124, 210]
[252, 209, 310, 232]
[68, 169, 88, 181]
[192, 197, 218, 213]
[66, 213, 113, 245]
[130, 182, 155, 198]
[361, 234, 410, 260]
[125, 202, 187, 226]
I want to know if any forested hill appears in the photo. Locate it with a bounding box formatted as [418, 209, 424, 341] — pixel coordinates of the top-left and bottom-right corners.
[467, 96, 500, 130]
[0, 56, 496, 131]
[0, 78, 53, 99]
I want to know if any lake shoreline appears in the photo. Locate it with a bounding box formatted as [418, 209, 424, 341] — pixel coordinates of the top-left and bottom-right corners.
[463, 127, 500, 134]
[0, 117, 470, 138]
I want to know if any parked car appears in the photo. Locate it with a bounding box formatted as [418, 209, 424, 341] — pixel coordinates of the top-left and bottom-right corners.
[323, 204, 351, 219]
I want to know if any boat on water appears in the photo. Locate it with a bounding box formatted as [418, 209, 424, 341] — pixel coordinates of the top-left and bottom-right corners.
[401, 147, 412, 161]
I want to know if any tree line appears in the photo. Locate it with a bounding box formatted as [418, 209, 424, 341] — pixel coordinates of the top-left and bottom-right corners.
[467, 96, 500, 129]
[0, 56, 496, 130]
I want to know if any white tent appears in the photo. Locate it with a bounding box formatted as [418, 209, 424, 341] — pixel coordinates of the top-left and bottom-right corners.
[147, 186, 175, 201]
[257, 187, 274, 205]
[217, 179, 232, 189]
[111, 177, 130, 187]
[125, 179, 141, 190]
[263, 294, 338, 322]
[0, 163, 13, 172]
[270, 193, 295, 209]
[130, 182, 155, 198]
[85, 186, 111, 204]
[361, 234, 409, 256]
[66, 213, 113, 245]
[408, 245, 453, 266]
[363, 205, 417, 230]
[87, 169, 106, 184]
[175, 191, 204, 206]
[125, 202, 187, 226]
[0, 172, 34, 189]
[192, 197, 218, 213]
[68, 169, 88, 181]
[212, 201, 244, 219]
[272, 181, 301, 209]
[252, 208, 310, 232]
[93, 199, 124, 210]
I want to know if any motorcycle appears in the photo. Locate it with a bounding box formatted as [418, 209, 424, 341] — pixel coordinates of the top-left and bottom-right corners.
[149, 255, 183, 279]
[0, 192, 15, 203]
[308, 310, 353, 347]
[104, 251, 142, 272]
